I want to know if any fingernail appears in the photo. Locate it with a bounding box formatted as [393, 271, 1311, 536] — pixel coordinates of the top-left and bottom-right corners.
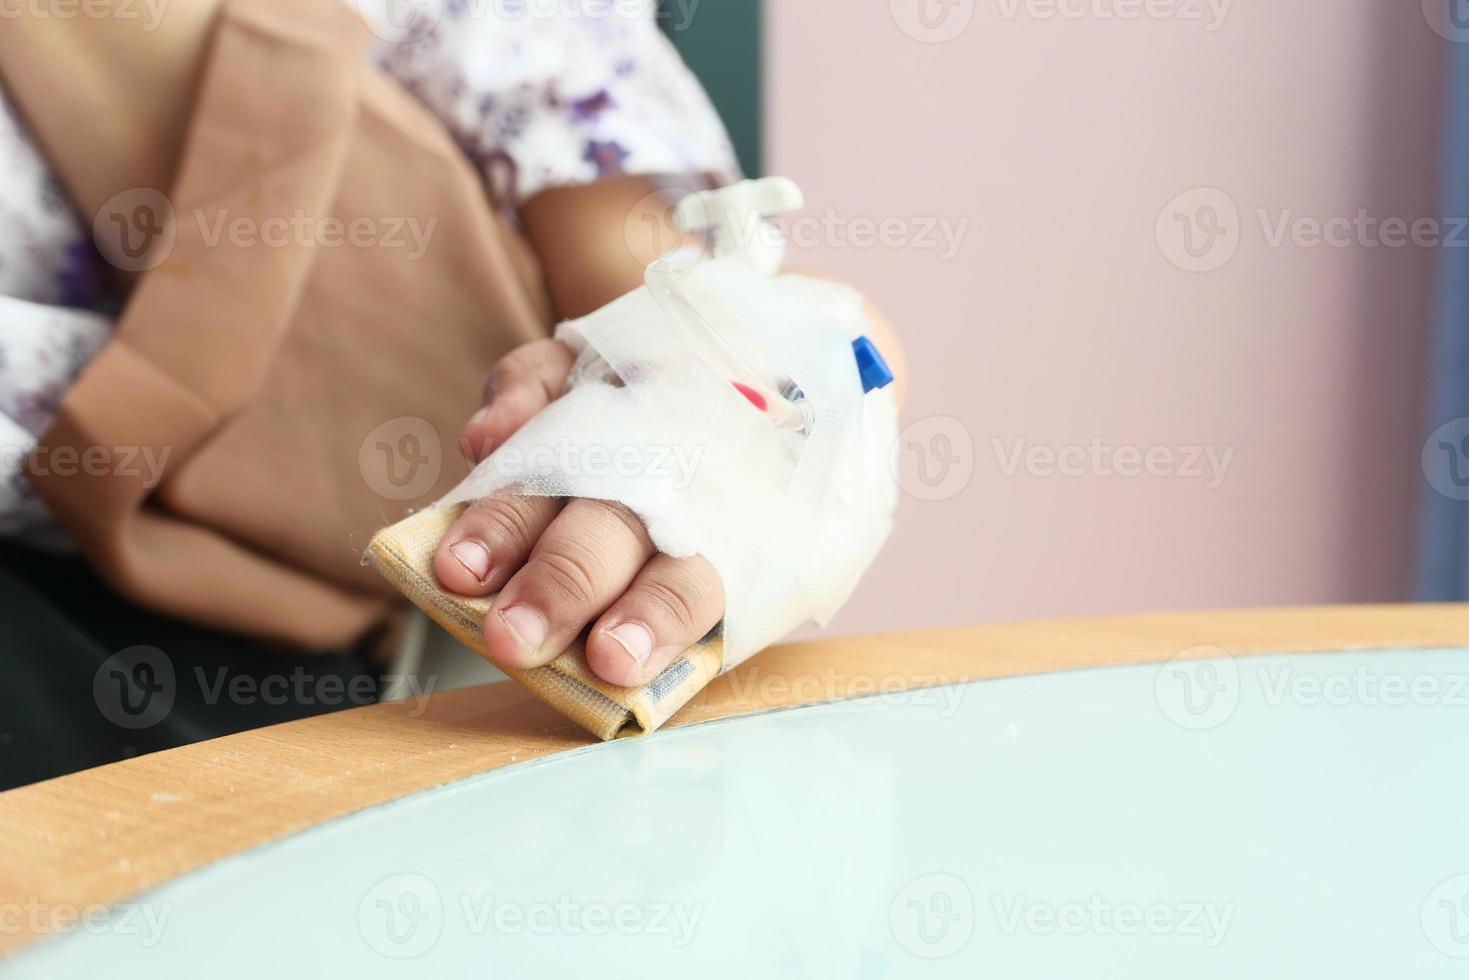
[500, 604, 548, 653]
[448, 540, 491, 583]
[458, 434, 475, 461]
[470, 406, 491, 426]
[606, 621, 654, 667]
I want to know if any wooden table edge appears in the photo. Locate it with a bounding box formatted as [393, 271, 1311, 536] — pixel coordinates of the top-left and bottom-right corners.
[3, 602, 1467, 957]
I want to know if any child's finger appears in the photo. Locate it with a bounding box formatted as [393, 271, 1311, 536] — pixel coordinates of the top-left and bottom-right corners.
[432, 493, 564, 595]
[460, 338, 575, 462]
[481, 499, 654, 670]
[586, 554, 724, 688]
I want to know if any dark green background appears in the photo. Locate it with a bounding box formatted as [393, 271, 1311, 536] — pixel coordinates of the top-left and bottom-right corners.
[661, 0, 762, 176]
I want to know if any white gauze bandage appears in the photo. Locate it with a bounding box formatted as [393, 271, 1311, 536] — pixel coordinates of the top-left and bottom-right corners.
[438, 256, 898, 668]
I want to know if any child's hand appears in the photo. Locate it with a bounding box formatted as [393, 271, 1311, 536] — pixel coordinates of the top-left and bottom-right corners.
[432, 339, 725, 689]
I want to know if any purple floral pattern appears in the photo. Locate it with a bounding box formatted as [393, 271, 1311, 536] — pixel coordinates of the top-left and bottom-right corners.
[363, 0, 740, 205]
[0, 89, 114, 534]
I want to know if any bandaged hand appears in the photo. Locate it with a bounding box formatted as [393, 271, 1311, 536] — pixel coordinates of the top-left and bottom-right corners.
[433, 338, 724, 689]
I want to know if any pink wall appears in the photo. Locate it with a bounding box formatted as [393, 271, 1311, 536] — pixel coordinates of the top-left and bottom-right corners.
[767, 0, 1444, 635]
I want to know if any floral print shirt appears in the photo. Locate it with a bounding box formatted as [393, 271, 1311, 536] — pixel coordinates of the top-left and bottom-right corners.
[0, 96, 113, 537]
[363, 0, 740, 206]
[0, 1, 739, 536]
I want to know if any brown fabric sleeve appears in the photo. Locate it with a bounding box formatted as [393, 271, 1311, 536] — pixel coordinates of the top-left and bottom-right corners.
[13, 0, 553, 649]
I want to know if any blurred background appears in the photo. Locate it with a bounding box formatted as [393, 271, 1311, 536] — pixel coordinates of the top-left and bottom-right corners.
[9, 0, 1469, 740]
[668, 0, 1466, 637]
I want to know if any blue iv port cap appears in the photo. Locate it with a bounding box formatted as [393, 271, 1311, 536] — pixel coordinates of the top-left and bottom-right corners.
[852, 336, 894, 393]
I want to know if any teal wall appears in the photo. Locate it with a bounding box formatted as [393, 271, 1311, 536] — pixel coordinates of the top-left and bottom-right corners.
[661, 0, 762, 176]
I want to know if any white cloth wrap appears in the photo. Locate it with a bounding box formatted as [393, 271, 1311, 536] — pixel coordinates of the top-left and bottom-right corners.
[438, 258, 898, 668]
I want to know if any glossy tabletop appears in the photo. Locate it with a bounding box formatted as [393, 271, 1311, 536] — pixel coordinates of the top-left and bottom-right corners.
[7, 642, 1468, 978]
